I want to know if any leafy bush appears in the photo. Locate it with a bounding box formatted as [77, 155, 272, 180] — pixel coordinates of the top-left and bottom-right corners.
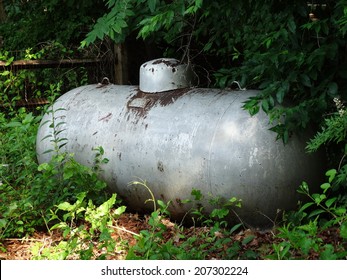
[268, 171, 347, 260]
[0, 105, 111, 241]
[0, 0, 105, 49]
[0, 108, 41, 237]
[265, 93, 347, 260]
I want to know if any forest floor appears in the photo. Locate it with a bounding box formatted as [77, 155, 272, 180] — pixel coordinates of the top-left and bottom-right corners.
[0, 212, 343, 260]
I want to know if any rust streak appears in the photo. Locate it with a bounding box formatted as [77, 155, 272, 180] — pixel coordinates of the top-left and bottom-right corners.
[98, 113, 112, 122]
[152, 59, 180, 67]
[126, 88, 189, 118]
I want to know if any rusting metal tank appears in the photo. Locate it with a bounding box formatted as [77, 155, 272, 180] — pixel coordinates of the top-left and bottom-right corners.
[36, 59, 324, 228]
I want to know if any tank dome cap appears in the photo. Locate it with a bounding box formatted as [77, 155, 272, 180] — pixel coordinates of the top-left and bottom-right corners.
[139, 58, 195, 93]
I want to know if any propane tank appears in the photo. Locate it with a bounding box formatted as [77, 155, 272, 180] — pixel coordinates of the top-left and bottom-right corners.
[36, 58, 324, 228]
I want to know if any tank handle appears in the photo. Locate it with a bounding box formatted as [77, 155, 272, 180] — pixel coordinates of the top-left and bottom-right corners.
[229, 81, 246, 90]
[97, 77, 110, 88]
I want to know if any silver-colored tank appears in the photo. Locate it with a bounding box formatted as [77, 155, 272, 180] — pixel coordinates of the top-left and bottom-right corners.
[37, 59, 325, 228]
[36, 84, 324, 228]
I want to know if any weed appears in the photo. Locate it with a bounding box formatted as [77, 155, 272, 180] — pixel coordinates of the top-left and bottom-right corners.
[125, 184, 252, 260]
[267, 170, 347, 260]
[31, 193, 126, 260]
[0, 86, 111, 241]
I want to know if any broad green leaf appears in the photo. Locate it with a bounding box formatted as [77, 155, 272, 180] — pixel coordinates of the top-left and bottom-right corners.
[340, 222, 347, 239]
[229, 223, 242, 234]
[191, 189, 203, 200]
[325, 169, 337, 183]
[242, 235, 255, 245]
[335, 207, 346, 215]
[57, 201, 73, 211]
[325, 197, 337, 208]
[112, 24, 122, 34]
[63, 168, 74, 180]
[0, 218, 7, 228]
[299, 202, 314, 212]
[320, 183, 331, 193]
[5, 57, 14, 66]
[320, 244, 337, 260]
[37, 162, 50, 171]
[148, 0, 157, 12]
[276, 88, 285, 104]
[1, 70, 10, 76]
[327, 82, 338, 95]
[261, 99, 269, 113]
[211, 208, 229, 219]
[299, 74, 311, 87]
[287, 18, 296, 33]
[308, 209, 325, 218]
[5, 121, 22, 127]
[114, 205, 126, 216]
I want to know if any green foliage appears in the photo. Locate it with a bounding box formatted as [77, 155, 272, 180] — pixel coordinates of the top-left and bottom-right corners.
[298, 170, 347, 228]
[0, 108, 41, 238]
[307, 96, 347, 157]
[126, 201, 173, 260]
[0, 82, 116, 253]
[2, 0, 347, 260]
[0, 0, 105, 49]
[82, 0, 202, 48]
[126, 186, 250, 260]
[82, 0, 135, 46]
[185, 188, 242, 229]
[0, 103, 111, 240]
[268, 171, 347, 260]
[31, 193, 125, 260]
[306, 95, 347, 204]
[82, 0, 347, 142]
[0, 45, 88, 112]
[125, 180, 174, 259]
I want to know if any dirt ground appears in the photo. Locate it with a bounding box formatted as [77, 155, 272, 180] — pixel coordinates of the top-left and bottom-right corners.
[0, 213, 344, 260]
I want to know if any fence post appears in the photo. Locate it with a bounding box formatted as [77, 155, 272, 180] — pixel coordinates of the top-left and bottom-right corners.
[114, 43, 128, 85]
